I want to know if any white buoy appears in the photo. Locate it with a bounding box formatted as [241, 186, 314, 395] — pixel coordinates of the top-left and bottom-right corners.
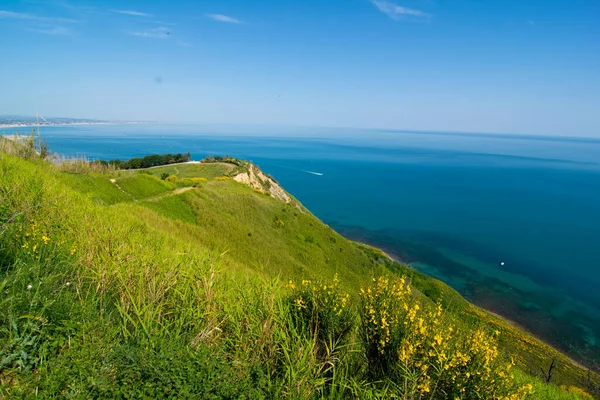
[500, 261, 505, 266]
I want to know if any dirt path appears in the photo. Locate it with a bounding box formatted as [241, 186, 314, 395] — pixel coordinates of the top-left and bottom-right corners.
[108, 178, 195, 203]
[109, 178, 137, 201]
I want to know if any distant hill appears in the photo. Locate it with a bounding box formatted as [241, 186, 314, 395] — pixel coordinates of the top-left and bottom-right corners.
[0, 115, 140, 128]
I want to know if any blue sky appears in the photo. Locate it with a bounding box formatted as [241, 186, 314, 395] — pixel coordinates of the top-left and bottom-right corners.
[1, 0, 599, 136]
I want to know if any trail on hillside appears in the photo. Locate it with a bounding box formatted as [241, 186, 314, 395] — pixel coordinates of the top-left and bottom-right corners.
[109, 178, 137, 202]
[108, 179, 194, 202]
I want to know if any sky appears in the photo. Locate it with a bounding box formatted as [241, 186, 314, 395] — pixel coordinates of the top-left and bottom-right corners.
[0, 0, 599, 137]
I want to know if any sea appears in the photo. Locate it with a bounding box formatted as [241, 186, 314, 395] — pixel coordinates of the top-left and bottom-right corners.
[8, 123, 600, 364]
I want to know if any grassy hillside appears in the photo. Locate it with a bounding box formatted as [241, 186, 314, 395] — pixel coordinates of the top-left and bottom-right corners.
[138, 162, 235, 179]
[1, 139, 598, 398]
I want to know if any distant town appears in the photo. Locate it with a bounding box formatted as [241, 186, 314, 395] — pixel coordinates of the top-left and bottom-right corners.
[0, 115, 148, 130]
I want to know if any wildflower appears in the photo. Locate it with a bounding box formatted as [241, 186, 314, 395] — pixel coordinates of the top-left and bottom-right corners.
[26, 284, 32, 290]
[66, 282, 71, 286]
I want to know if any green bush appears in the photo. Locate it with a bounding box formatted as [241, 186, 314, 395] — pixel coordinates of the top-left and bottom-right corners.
[273, 216, 285, 228]
[359, 275, 531, 398]
[287, 275, 354, 354]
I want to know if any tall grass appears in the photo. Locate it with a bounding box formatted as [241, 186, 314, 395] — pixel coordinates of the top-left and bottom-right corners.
[54, 155, 119, 174]
[0, 131, 45, 160]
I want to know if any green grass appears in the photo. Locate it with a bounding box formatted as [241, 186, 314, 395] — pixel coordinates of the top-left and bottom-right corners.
[140, 162, 235, 179]
[514, 369, 595, 399]
[115, 173, 174, 200]
[161, 179, 383, 288]
[142, 193, 197, 225]
[57, 172, 131, 205]
[1, 151, 598, 399]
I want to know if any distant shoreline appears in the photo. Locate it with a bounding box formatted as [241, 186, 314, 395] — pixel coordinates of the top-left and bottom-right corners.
[0, 121, 152, 130]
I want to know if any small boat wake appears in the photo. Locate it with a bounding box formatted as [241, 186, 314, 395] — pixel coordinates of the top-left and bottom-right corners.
[303, 170, 323, 176]
[257, 161, 323, 176]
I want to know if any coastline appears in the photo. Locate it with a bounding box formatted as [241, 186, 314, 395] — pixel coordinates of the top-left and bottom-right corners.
[0, 121, 152, 130]
[348, 235, 594, 373]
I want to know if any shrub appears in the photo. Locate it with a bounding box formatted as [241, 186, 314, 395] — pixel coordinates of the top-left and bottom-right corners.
[304, 234, 317, 244]
[287, 275, 354, 357]
[360, 275, 411, 377]
[359, 275, 532, 398]
[101, 153, 191, 169]
[254, 189, 270, 196]
[0, 131, 47, 160]
[559, 385, 594, 399]
[160, 172, 170, 180]
[273, 216, 285, 228]
[165, 175, 178, 182]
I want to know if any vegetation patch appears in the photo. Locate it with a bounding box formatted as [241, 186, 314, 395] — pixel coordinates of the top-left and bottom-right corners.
[141, 194, 197, 225]
[115, 174, 174, 200]
[145, 162, 235, 179]
[58, 173, 131, 205]
[96, 153, 191, 169]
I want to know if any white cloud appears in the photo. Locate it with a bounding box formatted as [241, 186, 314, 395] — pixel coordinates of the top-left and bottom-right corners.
[0, 9, 81, 23]
[112, 9, 152, 17]
[1, 9, 79, 35]
[26, 25, 70, 35]
[130, 26, 170, 39]
[177, 40, 193, 47]
[370, 1, 430, 20]
[149, 20, 177, 26]
[206, 14, 240, 24]
[0, 10, 31, 19]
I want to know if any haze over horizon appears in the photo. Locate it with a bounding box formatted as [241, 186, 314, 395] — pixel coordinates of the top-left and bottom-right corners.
[1, 0, 599, 137]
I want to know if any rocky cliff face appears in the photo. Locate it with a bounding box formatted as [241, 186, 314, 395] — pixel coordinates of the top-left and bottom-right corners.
[233, 164, 292, 203]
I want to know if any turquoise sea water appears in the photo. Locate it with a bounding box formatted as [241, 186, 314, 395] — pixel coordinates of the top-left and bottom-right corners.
[10, 124, 600, 363]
